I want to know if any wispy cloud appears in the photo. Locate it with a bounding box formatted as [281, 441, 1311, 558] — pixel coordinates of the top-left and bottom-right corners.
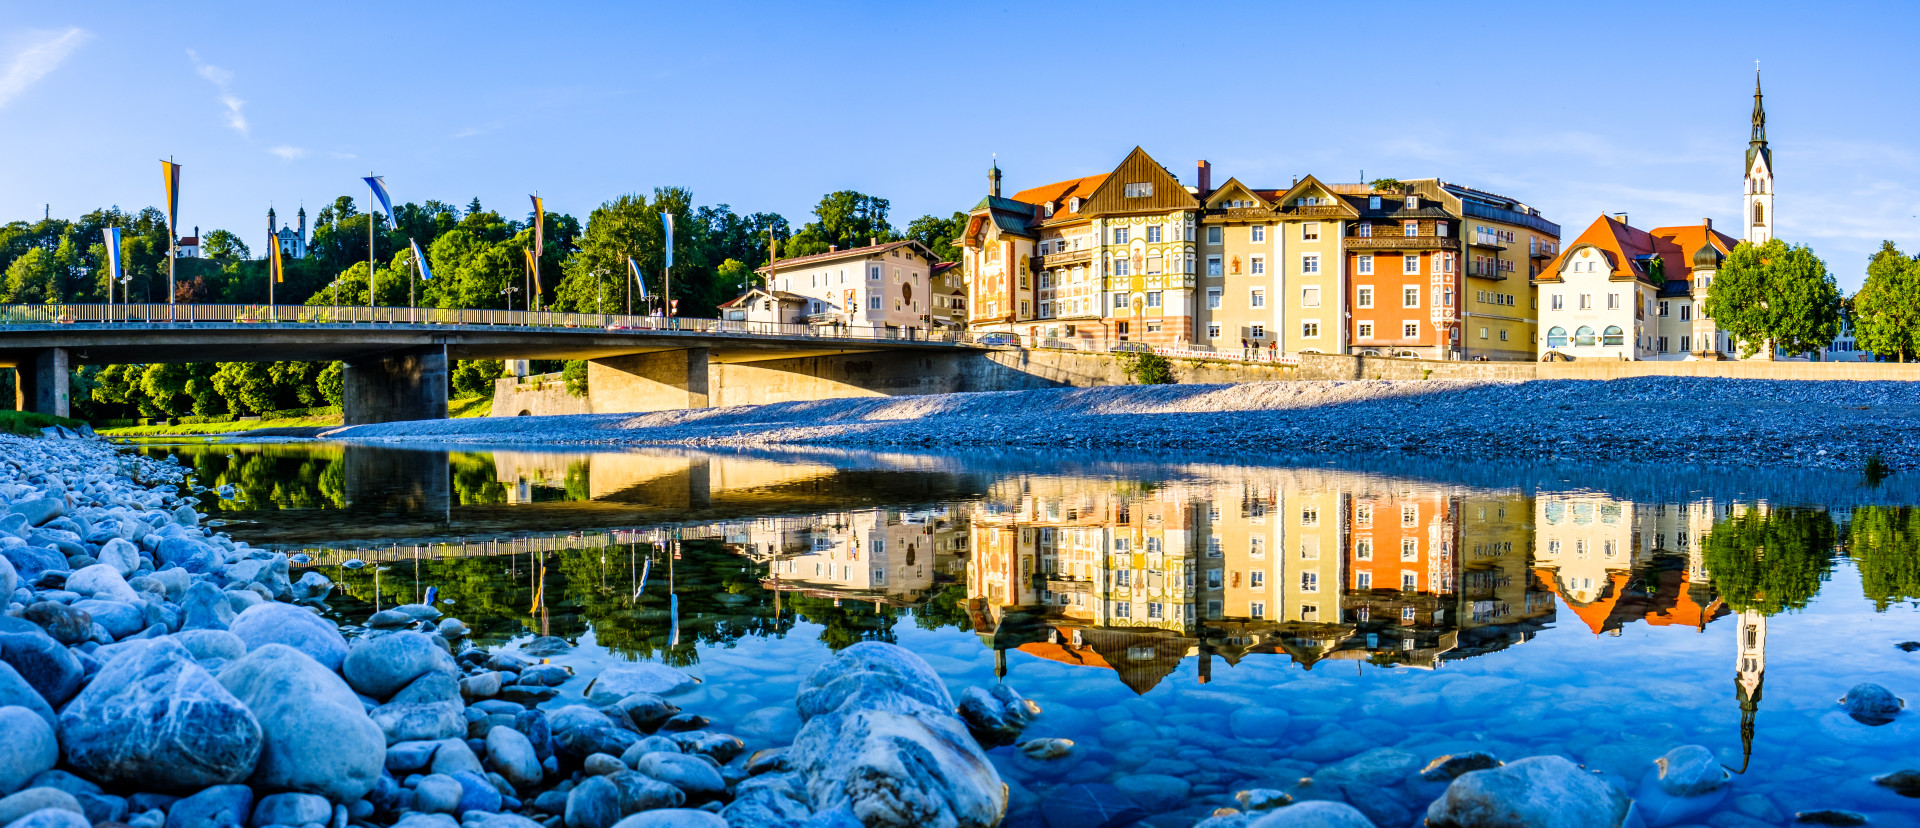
[269, 145, 306, 160]
[452, 123, 500, 139]
[186, 49, 247, 137]
[0, 27, 89, 110]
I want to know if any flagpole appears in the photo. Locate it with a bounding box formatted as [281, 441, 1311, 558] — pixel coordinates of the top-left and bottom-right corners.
[368, 176, 375, 320]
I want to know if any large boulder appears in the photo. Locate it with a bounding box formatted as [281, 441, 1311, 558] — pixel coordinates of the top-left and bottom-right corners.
[1841, 683, 1905, 725]
[0, 789, 83, 828]
[154, 537, 219, 574]
[58, 637, 261, 793]
[342, 632, 456, 699]
[227, 603, 347, 673]
[0, 619, 83, 708]
[178, 582, 236, 631]
[217, 644, 385, 803]
[1423, 755, 1631, 828]
[69, 600, 141, 640]
[0, 707, 57, 795]
[64, 565, 140, 604]
[789, 643, 1004, 828]
[484, 726, 542, 793]
[95, 539, 139, 578]
[0, 664, 55, 732]
[0, 547, 64, 583]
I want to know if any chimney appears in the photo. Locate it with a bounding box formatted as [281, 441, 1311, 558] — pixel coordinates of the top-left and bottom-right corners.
[1196, 160, 1212, 198]
[869, 237, 876, 247]
[1702, 217, 1713, 229]
[828, 245, 837, 253]
[1614, 212, 1629, 227]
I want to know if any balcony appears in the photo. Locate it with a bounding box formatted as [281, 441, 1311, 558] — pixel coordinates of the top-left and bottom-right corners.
[1468, 235, 1507, 251]
[1282, 205, 1348, 217]
[1037, 248, 1093, 268]
[1344, 235, 1454, 251]
[1529, 242, 1557, 260]
[1202, 207, 1275, 220]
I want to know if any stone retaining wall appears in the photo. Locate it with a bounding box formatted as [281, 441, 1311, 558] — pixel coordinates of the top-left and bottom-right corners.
[489, 374, 591, 417]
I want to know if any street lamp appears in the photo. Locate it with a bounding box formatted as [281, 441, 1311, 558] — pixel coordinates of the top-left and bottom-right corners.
[502, 285, 520, 314]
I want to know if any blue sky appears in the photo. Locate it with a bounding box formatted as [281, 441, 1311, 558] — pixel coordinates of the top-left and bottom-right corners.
[2, 0, 1915, 290]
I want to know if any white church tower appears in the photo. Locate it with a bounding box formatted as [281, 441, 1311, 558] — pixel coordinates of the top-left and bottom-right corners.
[1744, 71, 1773, 244]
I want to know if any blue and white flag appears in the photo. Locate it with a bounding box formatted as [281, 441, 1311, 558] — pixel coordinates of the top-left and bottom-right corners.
[410, 238, 432, 280]
[661, 213, 673, 269]
[102, 227, 123, 283]
[629, 257, 647, 299]
[363, 176, 395, 227]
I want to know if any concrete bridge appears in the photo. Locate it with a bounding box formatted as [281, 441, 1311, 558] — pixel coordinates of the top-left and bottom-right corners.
[0, 303, 977, 423]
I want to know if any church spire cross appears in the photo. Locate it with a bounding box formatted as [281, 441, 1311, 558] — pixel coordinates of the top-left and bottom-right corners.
[1751, 67, 1767, 145]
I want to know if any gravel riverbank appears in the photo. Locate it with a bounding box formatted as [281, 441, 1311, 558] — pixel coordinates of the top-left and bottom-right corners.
[327, 377, 1920, 471]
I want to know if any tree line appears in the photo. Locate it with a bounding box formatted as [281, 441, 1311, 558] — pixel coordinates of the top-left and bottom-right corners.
[0, 189, 965, 418]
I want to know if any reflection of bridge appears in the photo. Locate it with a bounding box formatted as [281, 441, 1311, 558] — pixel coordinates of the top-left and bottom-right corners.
[0, 303, 975, 423]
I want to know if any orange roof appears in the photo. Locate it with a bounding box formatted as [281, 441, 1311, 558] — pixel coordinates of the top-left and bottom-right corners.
[1015, 640, 1112, 670]
[1535, 567, 1629, 635]
[1011, 174, 1108, 210]
[1642, 569, 1730, 630]
[1648, 223, 1739, 282]
[1537, 214, 1659, 284]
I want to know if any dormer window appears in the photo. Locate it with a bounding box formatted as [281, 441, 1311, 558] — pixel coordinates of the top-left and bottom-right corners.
[1405, 196, 1419, 210]
[1069, 197, 1081, 212]
[1044, 202, 1055, 218]
[1124, 182, 1153, 198]
[1369, 195, 1381, 210]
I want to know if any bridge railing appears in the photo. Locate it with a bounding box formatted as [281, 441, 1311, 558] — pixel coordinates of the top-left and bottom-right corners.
[0, 304, 973, 345]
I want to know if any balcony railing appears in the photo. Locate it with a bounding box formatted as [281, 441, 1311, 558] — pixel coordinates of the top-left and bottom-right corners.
[1344, 235, 1454, 250]
[1038, 248, 1093, 267]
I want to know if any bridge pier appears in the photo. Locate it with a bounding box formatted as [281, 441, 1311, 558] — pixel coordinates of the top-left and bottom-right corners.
[343, 346, 448, 425]
[587, 348, 711, 413]
[11, 348, 69, 418]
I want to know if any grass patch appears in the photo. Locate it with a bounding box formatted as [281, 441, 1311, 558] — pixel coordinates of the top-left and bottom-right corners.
[0, 410, 86, 437]
[451, 395, 492, 418]
[100, 414, 343, 437]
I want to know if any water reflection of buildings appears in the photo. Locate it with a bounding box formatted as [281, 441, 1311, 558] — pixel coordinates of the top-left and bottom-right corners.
[726, 508, 968, 609]
[1531, 495, 1730, 635]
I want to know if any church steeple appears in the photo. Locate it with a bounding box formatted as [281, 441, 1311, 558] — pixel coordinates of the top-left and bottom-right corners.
[1743, 68, 1774, 245]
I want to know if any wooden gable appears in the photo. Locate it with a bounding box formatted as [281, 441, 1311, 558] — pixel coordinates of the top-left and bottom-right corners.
[1080, 147, 1200, 215]
[1203, 177, 1272, 210]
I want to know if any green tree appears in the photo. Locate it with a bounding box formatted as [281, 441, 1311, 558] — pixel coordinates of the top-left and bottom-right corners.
[3, 248, 56, 304]
[562, 360, 588, 397]
[1850, 506, 1920, 610]
[1852, 242, 1920, 362]
[1703, 507, 1838, 615]
[452, 359, 503, 398]
[1703, 238, 1843, 359]
[905, 212, 965, 263]
[785, 191, 895, 258]
[201, 230, 251, 264]
[714, 259, 754, 296]
[211, 362, 277, 414]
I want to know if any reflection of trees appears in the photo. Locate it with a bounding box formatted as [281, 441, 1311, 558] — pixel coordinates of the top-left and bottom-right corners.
[1703, 508, 1838, 615]
[144, 444, 349, 512]
[450, 453, 510, 506]
[1849, 506, 1920, 611]
[330, 554, 544, 647]
[787, 595, 898, 650]
[911, 583, 972, 632]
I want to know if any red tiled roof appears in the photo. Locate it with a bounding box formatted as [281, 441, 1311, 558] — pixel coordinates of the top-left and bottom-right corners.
[1011, 174, 1108, 211]
[1538, 214, 1659, 284]
[1648, 223, 1740, 282]
[760, 240, 922, 273]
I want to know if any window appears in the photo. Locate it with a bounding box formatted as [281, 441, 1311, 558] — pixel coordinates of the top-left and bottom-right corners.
[1301, 286, 1321, 308]
[1403, 221, 1418, 237]
[1206, 324, 1221, 339]
[1658, 336, 1669, 353]
[1123, 182, 1152, 197]
[1250, 289, 1265, 308]
[1357, 286, 1374, 308]
[1680, 335, 1691, 352]
[1206, 226, 1223, 245]
[1146, 291, 1162, 308]
[1357, 222, 1373, 238]
[1146, 226, 1162, 243]
[1112, 292, 1128, 309]
[1575, 325, 1596, 346]
[1479, 326, 1488, 340]
[1578, 294, 1592, 310]
[1499, 329, 1509, 342]
[1402, 321, 1419, 338]
[1207, 256, 1223, 276]
[1680, 304, 1691, 321]
[1251, 571, 1265, 588]
[1357, 254, 1374, 275]
[1250, 324, 1265, 339]
[1357, 322, 1374, 339]
[1659, 301, 1670, 317]
[1602, 325, 1625, 346]
[1356, 571, 1373, 590]
[869, 295, 882, 310]
[1114, 602, 1130, 618]
[1437, 221, 1450, 237]
[1300, 536, 1320, 559]
[1551, 294, 1564, 310]
[1206, 288, 1222, 309]
[1302, 320, 1320, 338]
[1113, 227, 1129, 244]
[1402, 573, 1418, 592]
[1300, 571, 1318, 593]
[1607, 293, 1620, 310]
[1405, 196, 1419, 209]
[1403, 255, 1421, 275]
[1250, 256, 1265, 275]
[1403, 286, 1420, 307]
[1251, 226, 1266, 243]
[1368, 195, 1382, 210]
[1146, 252, 1162, 275]
[870, 266, 881, 280]
[1249, 602, 1265, 620]
[1302, 223, 1320, 241]
[1355, 538, 1374, 559]
[1112, 257, 1130, 276]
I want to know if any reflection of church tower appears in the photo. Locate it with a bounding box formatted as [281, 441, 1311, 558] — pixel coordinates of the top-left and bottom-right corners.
[1734, 609, 1767, 771]
[1744, 71, 1774, 244]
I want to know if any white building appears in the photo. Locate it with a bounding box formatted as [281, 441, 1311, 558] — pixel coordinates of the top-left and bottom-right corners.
[748, 240, 945, 338]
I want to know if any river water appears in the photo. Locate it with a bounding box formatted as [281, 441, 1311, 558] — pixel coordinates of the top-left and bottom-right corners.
[128, 439, 1920, 826]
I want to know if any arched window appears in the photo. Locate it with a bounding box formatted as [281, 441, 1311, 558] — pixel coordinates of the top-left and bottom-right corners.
[1574, 325, 1597, 347]
[1602, 325, 1625, 346]
[1546, 326, 1568, 348]
[1753, 202, 1765, 226]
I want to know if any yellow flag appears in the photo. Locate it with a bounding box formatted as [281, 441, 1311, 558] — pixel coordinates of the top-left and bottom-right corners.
[269, 235, 284, 283]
